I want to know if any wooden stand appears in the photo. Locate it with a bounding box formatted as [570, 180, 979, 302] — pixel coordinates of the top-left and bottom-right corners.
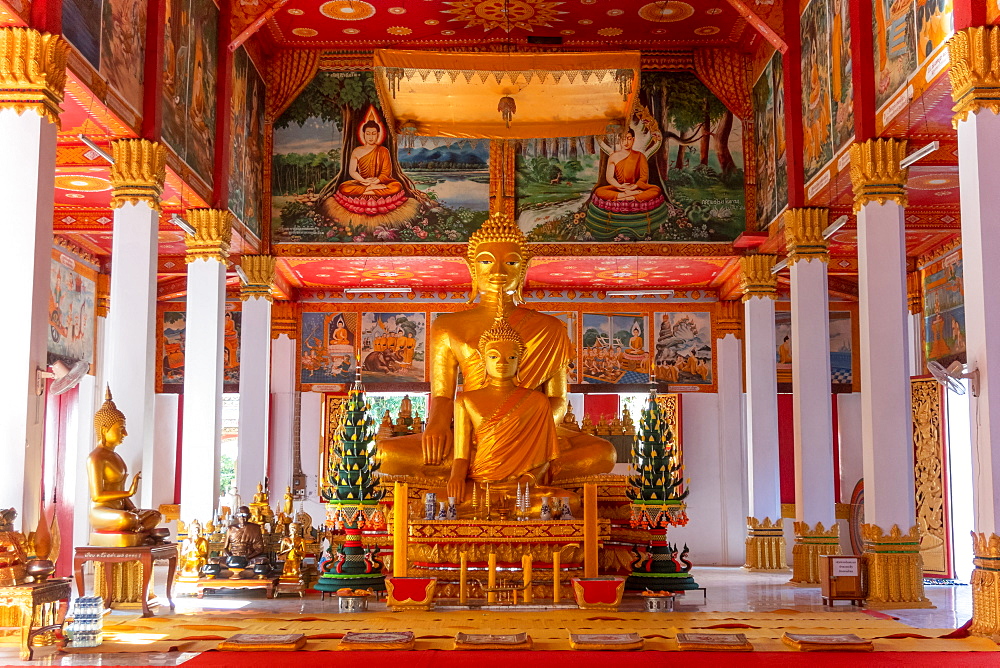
[819, 554, 865, 606]
[73, 544, 177, 618]
[0, 580, 72, 660]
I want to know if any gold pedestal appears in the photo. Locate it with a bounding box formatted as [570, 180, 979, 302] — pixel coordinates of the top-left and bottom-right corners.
[89, 532, 145, 547]
[971, 533, 1000, 639]
[94, 561, 154, 608]
[790, 521, 840, 585]
[861, 524, 932, 609]
[744, 517, 787, 570]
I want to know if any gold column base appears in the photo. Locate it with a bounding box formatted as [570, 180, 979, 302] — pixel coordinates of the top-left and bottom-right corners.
[744, 517, 788, 570]
[790, 521, 841, 585]
[971, 532, 1000, 638]
[94, 561, 156, 608]
[861, 524, 933, 609]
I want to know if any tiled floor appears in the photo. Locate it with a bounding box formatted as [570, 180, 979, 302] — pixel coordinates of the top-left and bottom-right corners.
[0, 566, 977, 665]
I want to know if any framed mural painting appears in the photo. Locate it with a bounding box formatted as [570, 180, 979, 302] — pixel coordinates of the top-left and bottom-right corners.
[582, 313, 650, 385]
[923, 249, 964, 370]
[775, 306, 858, 392]
[359, 312, 426, 384]
[48, 254, 97, 368]
[300, 311, 358, 389]
[652, 311, 713, 387]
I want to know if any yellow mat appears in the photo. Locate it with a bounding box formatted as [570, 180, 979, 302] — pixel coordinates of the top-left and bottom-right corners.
[76, 610, 1000, 653]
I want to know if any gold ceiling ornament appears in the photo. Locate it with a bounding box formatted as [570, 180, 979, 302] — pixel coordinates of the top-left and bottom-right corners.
[239, 255, 277, 302]
[948, 26, 1000, 126]
[184, 209, 232, 263]
[907, 271, 923, 315]
[95, 273, 110, 318]
[738, 254, 777, 301]
[443, 0, 566, 33]
[714, 299, 743, 339]
[783, 208, 829, 265]
[861, 523, 932, 609]
[849, 138, 908, 212]
[109, 139, 166, 211]
[270, 301, 300, 340]
[0, 28, 67, 127]
[373, 49, 640, 139]
[971, 532, 1000, 637]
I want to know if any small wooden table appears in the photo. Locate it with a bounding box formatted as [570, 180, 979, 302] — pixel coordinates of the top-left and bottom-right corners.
[196, 576, 279, 598]
[0, 579, 72, 659]
[73, 544, 177, 618]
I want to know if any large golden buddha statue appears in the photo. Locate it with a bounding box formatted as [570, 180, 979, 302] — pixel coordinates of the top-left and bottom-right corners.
[87, 388, 162, 547]
[379, 213, 616, 485]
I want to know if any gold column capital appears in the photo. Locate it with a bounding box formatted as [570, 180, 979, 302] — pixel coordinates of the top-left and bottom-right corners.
[239, 254, 276, 301]
[783, 208, 829, 265]
[948, 26, 1000, 125]
[738, 254, 778, 301]
[861, 523, 932, 609]
[109, 139, 166, 211]
[184, 209, 232, 263]
[714, 299, 743, 339]
[849, 138, 908, 212]
[0, 27, 67, 126]
[95, 273, 110, 318]
[271, 300, 299, 340]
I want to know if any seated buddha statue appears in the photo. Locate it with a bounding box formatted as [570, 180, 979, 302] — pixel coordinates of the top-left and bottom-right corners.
[329, 119, 406, 215]
[179, 519, 209, 578]
[378, 213, 617, 483]
[87, 387, 162, 547]
[592, 129, 663, 207]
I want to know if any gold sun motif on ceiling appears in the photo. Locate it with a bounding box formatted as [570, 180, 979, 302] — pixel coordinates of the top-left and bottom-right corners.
[443, 0, 566, 32]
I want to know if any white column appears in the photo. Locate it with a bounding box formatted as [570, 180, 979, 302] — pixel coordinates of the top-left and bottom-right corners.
[103, 139, 166, 509]
[854, 146, 915, 531]
[0, 101, 59, 520]
[956, 94, 1000, 536]
[786, 210, 836, 529]
[742, 256, 781, 522]
[269, 333, 298, 495]
[717, 328, 748, 564]
[179, 210, 231, 523]
[235, 256, 275, 497]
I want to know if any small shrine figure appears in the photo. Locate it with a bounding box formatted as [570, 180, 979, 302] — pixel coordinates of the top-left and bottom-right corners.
[377, 410, 394, 439]
[278, 523, 306, 579]
[580, 414, 597, 435]
[413, 412, 424, 433]
[562, 402, 581, 431]
[283, 486, 294, 517]
[399, 394, 412, 419]
[179, 519, 209, 579]
[596, 415, 611, 436]
[223, 506, 265, 562]
[250, 482, 272, 524]
[220, 485, 242, 520]
[610, 416, 624, 435]
[0, 509, 27, 586]
[622, 407, 636, 436]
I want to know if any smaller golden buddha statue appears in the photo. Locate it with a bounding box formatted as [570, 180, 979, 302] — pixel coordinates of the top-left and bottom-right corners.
[581, 414, 596, 435]
[278, 523, 306, 579]
[622, 407, 636, 436]
[609, 416, 624, 436]
[179, 519, 208, 579]
[283, 486, 294, 517]
[0, 509, 27, 586]
[562, 402, 580, 431]
[378, 410, 394, 438]
[596, 415, 611, 436]
[250, 483, 271, 524]
[87, 387, 161, 546]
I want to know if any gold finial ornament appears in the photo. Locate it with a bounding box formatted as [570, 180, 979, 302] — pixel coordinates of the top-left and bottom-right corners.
[477, 315, 525, 359]
[94, 386, 127, 443]
[239, 254, 276, 301]
[738, 255, 778, 301]
[783, 208, 829, 265]
[849, 138, 908, 212]
[184, 209, 232, 263]
[0, 28, 68, 127]
[109, 139, 167, 210]
[948, 26, 1000, 125]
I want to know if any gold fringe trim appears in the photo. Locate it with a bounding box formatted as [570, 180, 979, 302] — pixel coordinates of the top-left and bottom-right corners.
[94, 561, 151, 606]
[239, 254, 276, 301]
[784, 208, 829, 265]
[109, 139, 166, 211]
[850, 139, 908, 212]
[861, 524, 932, 609]
[745, 517, 787, 570]
[739, 255, 777, 301]
[948, 27, 1000, 126]
[184, 209, 232, 263]
[0, 28, 67, 127]
[790, 521, 840, 585]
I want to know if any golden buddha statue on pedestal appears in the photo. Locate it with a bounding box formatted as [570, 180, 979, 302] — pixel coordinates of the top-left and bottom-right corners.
[378, 213, 616, 501]
[87, 388, 161, 547]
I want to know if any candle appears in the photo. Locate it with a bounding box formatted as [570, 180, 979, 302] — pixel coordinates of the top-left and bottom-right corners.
[487, 552, 497, 604]
[552, 549, 561, 603]
[583, 482, 598, 578]
[459, 551, 469, 606]
[522, 553, 533, 604]
[392, 482, 409, 577]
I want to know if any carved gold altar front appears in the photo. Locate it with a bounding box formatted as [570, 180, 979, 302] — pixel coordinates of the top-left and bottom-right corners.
[971, 532, 1000, 639]
[862, 524, 932, 609]
[744, 517, 787, 571]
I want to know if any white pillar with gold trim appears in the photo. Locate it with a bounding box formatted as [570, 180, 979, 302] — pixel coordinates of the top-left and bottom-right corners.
[104, 139, 167, 510]
[851, 138, 930, 608]
[179, 210, 232, 524]
[785, 208, 840, 584]
[0, 28, 67, 520]
[715, 301, 749, 565]
[268, 302, 299, 496]
[949, 25, 1000, 633]
[235, 255, 276, 498]
[740, 255, 786, 569]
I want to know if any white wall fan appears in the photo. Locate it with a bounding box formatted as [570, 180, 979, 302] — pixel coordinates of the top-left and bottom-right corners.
[35, 359, 91, 396]
[927, 360, 980, 397]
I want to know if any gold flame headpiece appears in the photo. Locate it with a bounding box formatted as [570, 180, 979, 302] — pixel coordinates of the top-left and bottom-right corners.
[477, 315, 525, 360]
[94, 385, 126, 442]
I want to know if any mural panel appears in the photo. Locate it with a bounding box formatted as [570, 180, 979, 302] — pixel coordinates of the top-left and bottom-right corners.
[652, 312, 712, 385]
[161, 0, 218, 187]
[271, 72, 488, 244]
[775, 310, 854, 386]
[582, 313, 650, 384]
[518, 72, 745, 242]
[542, 311, 579, 384]
[222, 308, 241, 385]
[159, 304, 241, 389]
[161, 310, 186, 387]
[301, 311, 357, 385]
[359, 312, 426, 383]
[991, 0, 1000, 24]
[874, 0, 917, 109]
[753, 53, 781, 226]
[916, 0, 954, 63]
[923, 249, 964, 368]
[831, 0, 855, 151]
[229, 47, 266, 238]
[63, 0, 102, 69]
[801, 0, 835, 182]
[48, 258, 96, 366]
[100, 0, 146, 113]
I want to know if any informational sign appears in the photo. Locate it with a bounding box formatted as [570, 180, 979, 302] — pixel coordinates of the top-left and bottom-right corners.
[832, 558, 860, 577]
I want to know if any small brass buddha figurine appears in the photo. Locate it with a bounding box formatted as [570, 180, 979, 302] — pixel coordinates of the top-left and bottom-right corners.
[179, 519, 208, 578]
[87, 387, 161, 547]
[278, 523, 305, 578]
[379, 213, 616, 481]
[562, 402, 581, 431]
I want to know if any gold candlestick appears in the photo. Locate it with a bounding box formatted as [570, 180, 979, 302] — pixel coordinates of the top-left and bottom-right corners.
[471, 483, 479, 520]
[459, 550, 469, 605]
[522, 553, 533, 604]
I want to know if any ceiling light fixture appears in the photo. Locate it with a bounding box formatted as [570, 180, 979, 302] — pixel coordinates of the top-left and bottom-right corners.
[234, 265, 249, 285]
[78, 135, 115, 164]
[823, 214, 849, 239]
[170, 213, 196, 236]
[899, 141, 940, 169]
[606, 289, 674, 297]
[771, 259, 789, 274]
[345, 287, 413, 294]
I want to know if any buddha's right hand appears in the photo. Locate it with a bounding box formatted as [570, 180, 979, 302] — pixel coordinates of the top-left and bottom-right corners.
[129, 472, 142, 496]
[421, 423, 452, 466]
